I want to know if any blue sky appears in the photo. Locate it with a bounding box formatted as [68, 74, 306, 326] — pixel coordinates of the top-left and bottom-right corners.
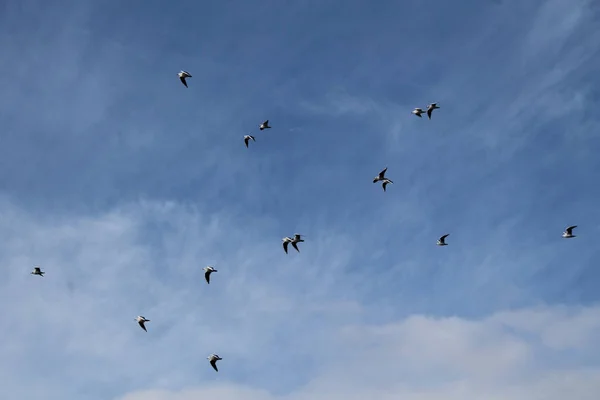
[0, 0, 599, 398]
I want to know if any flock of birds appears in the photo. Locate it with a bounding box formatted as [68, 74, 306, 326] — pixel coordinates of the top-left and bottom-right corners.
[26, 69, 581, 375]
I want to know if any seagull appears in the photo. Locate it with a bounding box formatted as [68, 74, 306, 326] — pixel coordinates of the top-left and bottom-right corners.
[30, 266, 44, 277]
[291, 234, 304, 252]
[244, 135, 255, 148]
[178, 70, 192, 87]
[562, 225, 577, 238]
[426, 103, 440, 119]
[135, 316, 150, 332]
[412, 108, 425, 118]
[259, 120, 271, 130]
[208, 354, 222, 372]
[282, 236, 293, 254]
[203, 266, 217, 284]
[437, 234, 450, 246]
[382, 179, 393, 192]
[373, 167, 389, 183]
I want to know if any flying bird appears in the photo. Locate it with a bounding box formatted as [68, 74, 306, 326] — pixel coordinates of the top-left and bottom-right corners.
[373, 168, 393, 191]
[291, 234, 304, 252]
[204, 266, 217, 284]
[437, 234, 450, 246]
[282, 236, 293, 253]
[135, 316, 150, 332]
[244, 135, 255, 148]
[259, 120, 271, 130]
[562, 225, 577, 238]
[178, 70, 192, 87]
[426, 103, 440, 119]
[412, 108, 425, 118]
[208, 354, 222, 372]
[30, 266, 44, 277]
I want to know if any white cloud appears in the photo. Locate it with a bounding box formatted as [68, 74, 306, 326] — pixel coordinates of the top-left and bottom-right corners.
[117, 306, 600, 400]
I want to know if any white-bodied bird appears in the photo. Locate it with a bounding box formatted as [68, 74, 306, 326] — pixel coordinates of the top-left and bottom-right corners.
[204, 266, 217, 284]
[373, 167, 393, 191]
[562, 225, 577, 238]
[412, 108, 425, 118]
[426, 103, 440, 119]
[437, 234, 450, 246]
[259, 120, 271, 130]
[208, 354, 222, 372]
[30, 266, 44, 277]
[178, 70, 192, 87]
[135, 316, 150, 332]
[244, 135, 255, 148]
[283, 234, 304, 253]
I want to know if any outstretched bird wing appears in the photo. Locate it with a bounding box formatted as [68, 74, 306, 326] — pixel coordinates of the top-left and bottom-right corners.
[379, 167, 387, 179]
[283, 241, 289, 254]
[179, 76, 188, 87]
[138, 321, 147, 332]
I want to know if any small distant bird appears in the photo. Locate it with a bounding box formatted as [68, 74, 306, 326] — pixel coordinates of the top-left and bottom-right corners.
[373, 168, 393, 191]
[244, 135, 255, 148]
[30, 266, 44, 277]
[437, 234, 450, 246]
[135, 316, 150, 332]
[178, 70, 192, 87]
[259, 120, 271, 130]
[283, 234, 304, 253]
[412, 108, 425, 118]
[204, 266, 217, 284]
[208, 354, 222, 372]
[426, 103, 440, 119]
[282, 236, 293, 253]
[562, 225, 577, 238]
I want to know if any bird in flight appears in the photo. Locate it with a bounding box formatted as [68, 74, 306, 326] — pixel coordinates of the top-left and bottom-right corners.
[244, 135, 256, 148]
[412, 108, 425, 118]
[283, 234, 304, 253]
[208, 354, 222, 372]
[30, 266, 44, 277]
[178, 70, 192, 87]
[562, 225, 577, 238]
[437, 234, 450, 246]
[135, 316, 150, 332]
[259, 120, 271, 130]
[373, 167, 393, 191]
[426, 103, 440, 119]
[203, 266, 217, 284]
